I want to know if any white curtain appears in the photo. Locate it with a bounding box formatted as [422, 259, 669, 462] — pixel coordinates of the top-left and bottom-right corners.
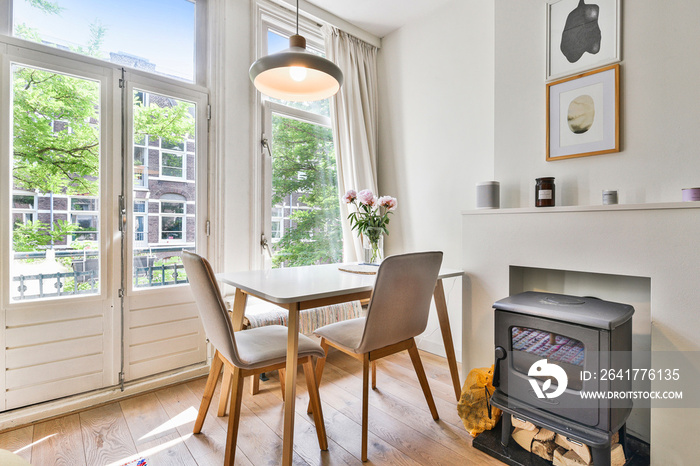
[323, 25, 379, 262]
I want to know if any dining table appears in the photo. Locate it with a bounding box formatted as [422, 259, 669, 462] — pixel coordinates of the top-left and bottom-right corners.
[217, 263, 464, 466]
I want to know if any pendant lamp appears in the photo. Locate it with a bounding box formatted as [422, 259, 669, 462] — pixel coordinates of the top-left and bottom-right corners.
[249, 0, 343, 102]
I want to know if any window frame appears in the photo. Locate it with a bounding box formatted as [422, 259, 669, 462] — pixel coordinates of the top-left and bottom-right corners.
[253, 0, 335, 269]
[0, 1, 208, 88]
[159, 148, 187, 181]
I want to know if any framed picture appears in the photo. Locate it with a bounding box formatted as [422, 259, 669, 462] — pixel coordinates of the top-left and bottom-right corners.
[546, 0, 621, 81]
[547, 64, 619, 161]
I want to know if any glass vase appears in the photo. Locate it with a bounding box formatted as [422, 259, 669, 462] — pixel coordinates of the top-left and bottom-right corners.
[361, 228, 384, 265]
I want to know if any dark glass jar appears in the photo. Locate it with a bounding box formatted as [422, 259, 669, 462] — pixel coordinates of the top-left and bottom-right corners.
[536, 177, 555, 207]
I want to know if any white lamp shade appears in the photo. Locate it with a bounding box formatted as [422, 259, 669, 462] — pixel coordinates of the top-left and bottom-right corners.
[250, 46, 344, 102]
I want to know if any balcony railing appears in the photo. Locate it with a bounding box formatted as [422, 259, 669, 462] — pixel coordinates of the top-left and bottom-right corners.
[11, 247, 191, 300]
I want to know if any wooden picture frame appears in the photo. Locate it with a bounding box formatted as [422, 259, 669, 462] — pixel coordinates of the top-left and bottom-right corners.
[546, 0, 621, 81]
[546, 64, 619, 161]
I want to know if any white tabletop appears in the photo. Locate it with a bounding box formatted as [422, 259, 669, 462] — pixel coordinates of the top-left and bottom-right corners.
[217, 263, 463, 304]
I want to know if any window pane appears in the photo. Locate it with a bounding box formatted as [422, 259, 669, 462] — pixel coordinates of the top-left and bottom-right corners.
[13, 195, 35, 209]
[11, 64, 101, 300]
[71, 198, 97, 211]
[13, 0, 196, 82]
[270, 113, 342, 268]
[132, 89, 196, 288]
[161, 202, 184, 214]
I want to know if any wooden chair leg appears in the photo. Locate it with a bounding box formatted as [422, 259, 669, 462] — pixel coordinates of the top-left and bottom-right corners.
[223, 367, 244, 466]
[303, 357, 328, 450]
[194, 351, 223, 433]
[218, 365, 233, 416]
[307, 338, 329, 414]
[362, 354, 370, 462]
[279, 368, 286, 402]
[250, 374, 260, 395]
[371, 361, 377, 390]
[407, 340, 439, 420]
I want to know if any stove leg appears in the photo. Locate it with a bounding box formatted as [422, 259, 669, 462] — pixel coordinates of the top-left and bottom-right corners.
[591, 444, 611, 466]
[501, 413, 511, 447]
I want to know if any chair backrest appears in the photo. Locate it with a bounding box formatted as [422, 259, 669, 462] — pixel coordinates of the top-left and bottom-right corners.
[356, 251, 443, 354]
[182, 251, 241, 366]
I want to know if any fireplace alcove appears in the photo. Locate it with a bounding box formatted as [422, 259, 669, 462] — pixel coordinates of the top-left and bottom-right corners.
[462, 202, 700, 464]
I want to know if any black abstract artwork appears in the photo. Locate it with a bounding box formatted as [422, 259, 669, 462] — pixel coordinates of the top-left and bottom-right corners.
[560, 0, 601, 63]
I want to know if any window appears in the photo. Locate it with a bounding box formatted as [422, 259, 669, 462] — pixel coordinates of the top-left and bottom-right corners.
[160, 197, 186, 243]
[11, 0, 198, 82]
[134, 201, 147, 244]
[161, 151, 185, 179]
[134, 137, 148, 188]
[257, 4, 342, 269]
[12, 194, 36, 228]
[70, 197, 99, 243]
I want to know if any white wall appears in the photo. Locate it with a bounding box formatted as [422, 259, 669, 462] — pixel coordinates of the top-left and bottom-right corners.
[377, 0, 495, 362]
[214, 0, 254, 274]
[495, 0, 700, 208]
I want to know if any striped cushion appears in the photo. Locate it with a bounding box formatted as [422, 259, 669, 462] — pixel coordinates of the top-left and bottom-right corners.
[230, 297, 362, 335]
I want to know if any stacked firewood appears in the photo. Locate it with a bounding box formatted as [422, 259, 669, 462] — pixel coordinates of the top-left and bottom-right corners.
[511, 417, 626, 466]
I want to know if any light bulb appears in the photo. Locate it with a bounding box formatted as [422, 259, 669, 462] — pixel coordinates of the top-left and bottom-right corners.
[289, 66, 307, 82]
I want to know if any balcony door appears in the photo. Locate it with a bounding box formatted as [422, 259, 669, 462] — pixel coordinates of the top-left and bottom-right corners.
[121, 75, 208, 382]
[0, 49, 208, 410]
[1, 49, 120, 410]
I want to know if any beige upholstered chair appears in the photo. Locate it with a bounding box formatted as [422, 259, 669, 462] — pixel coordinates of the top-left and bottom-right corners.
[310, 251, 443, 461]
[182, 251, 328, 465]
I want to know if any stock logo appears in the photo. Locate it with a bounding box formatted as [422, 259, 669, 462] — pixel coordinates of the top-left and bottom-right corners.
[528, 359, 568, 399]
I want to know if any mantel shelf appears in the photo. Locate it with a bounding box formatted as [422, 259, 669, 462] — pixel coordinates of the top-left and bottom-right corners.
[462, 201, 700, 216]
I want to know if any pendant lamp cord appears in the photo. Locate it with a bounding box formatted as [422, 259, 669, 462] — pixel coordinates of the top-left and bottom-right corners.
[296, 0, 299, 35]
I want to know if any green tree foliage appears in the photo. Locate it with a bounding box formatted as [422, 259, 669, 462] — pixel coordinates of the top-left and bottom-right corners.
[12, 220, 79, 252]
[13, 67, 101, 196]
[270, 116, 342, 268]
[11, 0, 195, 253]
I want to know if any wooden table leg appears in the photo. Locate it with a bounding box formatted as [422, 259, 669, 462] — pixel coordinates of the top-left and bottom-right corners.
[434, 279, 462, 401]
[282, 301, 300, 466]
[219, 289, 248, 415]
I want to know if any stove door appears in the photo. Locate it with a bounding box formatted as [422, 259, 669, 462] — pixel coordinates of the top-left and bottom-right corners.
[496, 310, 601, 428]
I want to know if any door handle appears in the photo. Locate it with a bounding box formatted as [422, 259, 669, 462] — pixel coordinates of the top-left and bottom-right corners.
[260, 234, 272, 258]
[493, 346, 507, 388]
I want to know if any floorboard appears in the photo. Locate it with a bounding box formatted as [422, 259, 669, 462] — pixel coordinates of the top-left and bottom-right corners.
[0, 350, 502, 466]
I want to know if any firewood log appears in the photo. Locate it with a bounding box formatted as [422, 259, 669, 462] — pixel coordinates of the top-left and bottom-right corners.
[611, 443, 626, 466]
[534, 427, 556, 442]
[512, 427, 539, 452]
[555, 434, 592, 464]
[611, 431, 619, 445]
[531, 439, 557, 461]
[553, 447, 568, 466]
[561, 450, 590, 466]
[512, 416, 538, 431]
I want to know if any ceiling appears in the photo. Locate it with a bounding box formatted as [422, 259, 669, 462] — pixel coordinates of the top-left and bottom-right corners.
[304, 0, 455, 38]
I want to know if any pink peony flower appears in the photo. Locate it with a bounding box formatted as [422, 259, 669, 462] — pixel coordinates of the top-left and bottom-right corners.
[343, 189, 357, 203]
[357, 189, 375, 206]
[378, 196, 398, 211]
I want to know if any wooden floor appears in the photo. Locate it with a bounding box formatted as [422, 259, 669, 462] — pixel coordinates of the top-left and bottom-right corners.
[0, 349, 503, 466]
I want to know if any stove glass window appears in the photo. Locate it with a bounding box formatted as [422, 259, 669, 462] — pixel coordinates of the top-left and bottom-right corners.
[511, 326, 585, 390]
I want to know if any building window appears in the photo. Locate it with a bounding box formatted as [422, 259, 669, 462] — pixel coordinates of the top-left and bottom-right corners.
[70, 197, 98, 242]
[134, 200, 147, 244]
[160, 196, 186, 243]
[134, 134, 148, 188]
[160, 151, 185, 179]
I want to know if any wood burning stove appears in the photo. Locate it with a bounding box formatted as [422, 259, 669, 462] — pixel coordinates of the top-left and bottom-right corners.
[490, 291, 634, 466]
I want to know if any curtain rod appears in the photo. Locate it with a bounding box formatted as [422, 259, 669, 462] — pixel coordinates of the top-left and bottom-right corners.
[270, 0, 381, 48]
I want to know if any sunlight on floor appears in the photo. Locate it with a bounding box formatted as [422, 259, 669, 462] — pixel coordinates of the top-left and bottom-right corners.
[106, 433, 192, 466]
[138, 406, 198, 441]
[13, 433, 56, 454]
